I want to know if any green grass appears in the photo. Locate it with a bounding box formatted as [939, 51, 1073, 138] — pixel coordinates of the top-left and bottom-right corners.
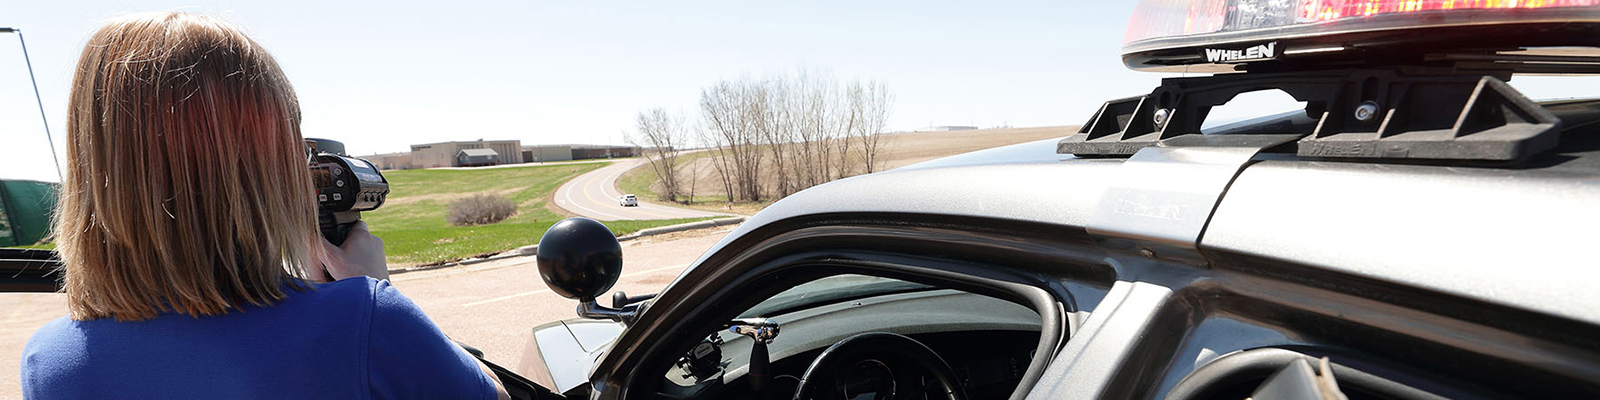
[617, 164, 662, 202]
[364, 162, 710, 265]
[375, 216, 710, 266]
[2, 161, 709, 261]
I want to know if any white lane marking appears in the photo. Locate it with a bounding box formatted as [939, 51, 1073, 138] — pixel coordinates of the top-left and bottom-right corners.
[557, 164, 629, 220]
[598, 160, 637, 198]
[459, 263, 690, 307]
[557, 160, 687, 221]
[597, 162, 682, 219]
[593, 160, 697, 220]
[579, 168, 653, 219]
[600, 159, 730, 219]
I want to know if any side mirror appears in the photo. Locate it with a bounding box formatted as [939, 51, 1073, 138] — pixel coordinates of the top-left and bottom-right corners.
[536, 217, 642, 324]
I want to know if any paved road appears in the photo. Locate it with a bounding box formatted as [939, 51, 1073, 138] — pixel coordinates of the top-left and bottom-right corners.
[0, 228, 734, 398]
[392, 228, 730, 368]
[553, 159, 731, 221]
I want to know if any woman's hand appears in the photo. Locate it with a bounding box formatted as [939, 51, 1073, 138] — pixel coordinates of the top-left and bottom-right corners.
[315, 221, 390, 282]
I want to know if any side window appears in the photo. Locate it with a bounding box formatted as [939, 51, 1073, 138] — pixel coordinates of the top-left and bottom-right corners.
[657, 273, 1042, 400]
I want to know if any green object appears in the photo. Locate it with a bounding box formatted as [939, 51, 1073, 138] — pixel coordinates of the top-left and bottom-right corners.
[0, 179, 58, 247]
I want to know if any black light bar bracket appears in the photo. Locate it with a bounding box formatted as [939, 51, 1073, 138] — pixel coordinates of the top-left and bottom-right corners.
[1059, 68, 1561, 162]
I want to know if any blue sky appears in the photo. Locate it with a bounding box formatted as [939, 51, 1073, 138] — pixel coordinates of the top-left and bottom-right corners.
[2, 1, 1594, 182]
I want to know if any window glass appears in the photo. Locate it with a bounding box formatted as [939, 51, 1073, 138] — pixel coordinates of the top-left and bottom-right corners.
[738, 274, 932, 318]
[662, 273, 1041, 400]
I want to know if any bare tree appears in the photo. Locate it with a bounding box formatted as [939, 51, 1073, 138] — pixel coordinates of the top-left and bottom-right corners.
[792, 68, 837, 189]
[856, 81, 893, 173]
[698, 126, 737, 204]
[628, 108, 687, 202]
[836, 82, 863, 179]
[667, 70, 894, 205]
[684, 160, 701, 205]
[761, 76, 796, 198]
[700, 80, 764, 202]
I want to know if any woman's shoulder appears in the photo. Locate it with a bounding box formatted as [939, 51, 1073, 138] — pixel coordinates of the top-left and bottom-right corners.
[315, 277, 408, 309]
[261, 277, 389, 323]
[365, 278, 432, 326]
[308, 276, 383, 297]
[21, 317, 85, 397]
[23, 316, 78, 356]
[307, 277, 427, 327]
[22, 277, 385, 342]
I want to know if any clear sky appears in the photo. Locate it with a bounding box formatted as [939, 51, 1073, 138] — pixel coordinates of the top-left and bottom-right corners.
[2, 1, 1595, 182]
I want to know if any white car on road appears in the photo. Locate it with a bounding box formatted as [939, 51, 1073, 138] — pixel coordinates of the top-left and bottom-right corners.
[618, 194, 638, 207]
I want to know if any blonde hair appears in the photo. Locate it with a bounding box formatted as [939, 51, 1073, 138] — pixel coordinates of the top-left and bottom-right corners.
[57, 12, 317, 321]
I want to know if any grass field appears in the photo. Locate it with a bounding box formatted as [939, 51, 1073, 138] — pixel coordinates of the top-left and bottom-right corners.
[1, 161, 709, 263]
[365, 162, 708, 266]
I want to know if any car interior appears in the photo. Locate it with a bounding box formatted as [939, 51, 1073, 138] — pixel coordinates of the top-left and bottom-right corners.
[653, 274, 1043, 400]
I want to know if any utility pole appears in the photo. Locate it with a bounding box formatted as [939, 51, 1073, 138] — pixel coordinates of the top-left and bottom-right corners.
[2, 27, 64, 182]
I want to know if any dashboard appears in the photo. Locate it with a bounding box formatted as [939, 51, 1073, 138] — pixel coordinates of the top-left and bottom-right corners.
[655, 289, 1044, 400]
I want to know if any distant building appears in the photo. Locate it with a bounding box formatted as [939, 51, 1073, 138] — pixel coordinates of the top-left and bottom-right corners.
[456, 148, 500, 167]
[409, 139, 523, 168]
[926, 126, 978, 132]
[569, 145, 638, 160]
[522, 145, 573, 162]
[373, 140, 640, 170]
[366, 152, 417, 170]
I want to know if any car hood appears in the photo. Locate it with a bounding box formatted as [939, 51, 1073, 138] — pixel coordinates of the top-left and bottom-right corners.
[524, 319, 625, 394]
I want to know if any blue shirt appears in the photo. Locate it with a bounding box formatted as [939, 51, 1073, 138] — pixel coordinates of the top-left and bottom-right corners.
[20, 277, 496, 400]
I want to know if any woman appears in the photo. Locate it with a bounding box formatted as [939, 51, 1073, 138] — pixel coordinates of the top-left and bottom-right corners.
[20, 13, 509, 399]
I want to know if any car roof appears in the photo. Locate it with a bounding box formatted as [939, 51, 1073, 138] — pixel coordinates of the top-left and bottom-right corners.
[680, 122, 1600, 326]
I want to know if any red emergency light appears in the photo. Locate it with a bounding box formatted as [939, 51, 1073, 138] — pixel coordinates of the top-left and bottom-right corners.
[1121, 0, 1600, 72]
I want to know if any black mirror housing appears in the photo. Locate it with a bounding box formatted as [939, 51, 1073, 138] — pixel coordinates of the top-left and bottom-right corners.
[536, 217, 623, 302]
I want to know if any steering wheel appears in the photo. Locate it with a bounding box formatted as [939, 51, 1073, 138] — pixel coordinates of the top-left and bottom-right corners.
[792, 332, 966, 400]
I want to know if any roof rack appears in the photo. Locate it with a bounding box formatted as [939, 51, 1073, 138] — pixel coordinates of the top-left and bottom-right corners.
[1058, 68, 1561, 162]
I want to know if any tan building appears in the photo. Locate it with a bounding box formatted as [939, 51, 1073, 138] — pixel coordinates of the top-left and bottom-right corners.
[367, 140, 642, 171]
[521, 145, 573, 162]
[409, 140, 523, 168]
[366, 152, 417, 170]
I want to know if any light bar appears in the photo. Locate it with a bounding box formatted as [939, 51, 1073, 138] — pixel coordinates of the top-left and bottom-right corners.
[1127, 0, 1600, 46]
[1121, 0, 1600, 70]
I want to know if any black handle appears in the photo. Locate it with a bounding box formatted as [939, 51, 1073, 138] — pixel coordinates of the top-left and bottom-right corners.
[318, 211, 360, 246]
[316, 213, 356, 282]
[321, 222, 352, 246]
[750, 341, 769, 394]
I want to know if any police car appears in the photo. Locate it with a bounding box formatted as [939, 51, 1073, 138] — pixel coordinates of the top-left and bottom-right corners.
[480, 1, 1600, 399]
[6, 0, 1600, 399]
[620, 195, 639, 207]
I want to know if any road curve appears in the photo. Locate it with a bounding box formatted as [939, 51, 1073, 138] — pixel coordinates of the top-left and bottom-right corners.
[553, 159, 733, 221]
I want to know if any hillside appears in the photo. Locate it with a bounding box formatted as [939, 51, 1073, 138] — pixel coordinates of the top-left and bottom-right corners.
[620, 126, 1077, 214]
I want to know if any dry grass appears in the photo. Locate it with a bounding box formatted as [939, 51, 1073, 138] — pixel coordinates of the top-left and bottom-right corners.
[622, 125, 1077, 213]
[872, 126, 1076, 169]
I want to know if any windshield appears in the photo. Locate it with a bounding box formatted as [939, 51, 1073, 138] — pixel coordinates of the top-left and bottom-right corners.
[738, 274, 933, 319]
